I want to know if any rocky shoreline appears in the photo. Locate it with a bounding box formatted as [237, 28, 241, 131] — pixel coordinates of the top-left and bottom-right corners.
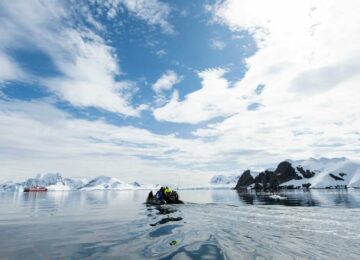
[234, 158, 360, 191]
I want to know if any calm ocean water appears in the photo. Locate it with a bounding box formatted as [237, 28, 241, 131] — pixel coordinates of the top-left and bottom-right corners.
[0, 189, 359, 259]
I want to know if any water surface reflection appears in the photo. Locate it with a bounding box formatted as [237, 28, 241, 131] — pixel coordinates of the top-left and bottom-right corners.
[146, 205, 183, 227]
[235, 189, 360, 208]
[0, 190, 359, 259]
[236, 190, 320, 206]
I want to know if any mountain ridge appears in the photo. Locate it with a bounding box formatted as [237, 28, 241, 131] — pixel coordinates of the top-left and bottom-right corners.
[0, 173, 159, 192]
[235, 157, 360, 190]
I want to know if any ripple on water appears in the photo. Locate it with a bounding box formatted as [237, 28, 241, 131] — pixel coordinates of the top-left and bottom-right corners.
[1, 190, 360, 259]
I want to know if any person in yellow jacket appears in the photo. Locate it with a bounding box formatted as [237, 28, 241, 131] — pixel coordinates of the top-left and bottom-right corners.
[164, 187, 172, 197]
[147, 186, 183, 204]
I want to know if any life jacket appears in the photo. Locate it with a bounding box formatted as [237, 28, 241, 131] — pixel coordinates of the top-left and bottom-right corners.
[164, 187, 172, 196]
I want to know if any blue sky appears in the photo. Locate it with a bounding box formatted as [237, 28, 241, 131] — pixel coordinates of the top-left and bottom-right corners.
[1, 0, 360, 185]
[2, 1, 253, 135]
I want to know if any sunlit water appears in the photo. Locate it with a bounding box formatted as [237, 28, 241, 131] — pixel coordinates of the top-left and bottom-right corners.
[0, 190, 360, 259]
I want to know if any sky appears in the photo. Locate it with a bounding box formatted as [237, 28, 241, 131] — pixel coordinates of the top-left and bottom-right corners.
[1, 0, 360, 185]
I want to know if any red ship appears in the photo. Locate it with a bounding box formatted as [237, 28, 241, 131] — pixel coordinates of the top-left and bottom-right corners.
[23, 186, 48, 192]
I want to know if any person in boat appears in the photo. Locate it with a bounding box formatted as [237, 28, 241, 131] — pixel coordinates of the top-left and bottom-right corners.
[147, 186, 182, 204]
[146, 187, 166, 204]
[155, 187, 165, 201]
[164, 187, 180, 203]
[164, 186, 172, 198]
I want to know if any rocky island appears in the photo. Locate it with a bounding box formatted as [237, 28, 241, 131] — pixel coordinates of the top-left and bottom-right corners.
[234, 158, 360, 190]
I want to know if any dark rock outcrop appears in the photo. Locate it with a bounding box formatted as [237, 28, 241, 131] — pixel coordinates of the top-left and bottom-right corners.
[274, 161, 302, 182]
[232, 158, 357, 190]
[235, 161, 303, 191]
[235, 170, 254, 189]
[254, 170, 273, 190]
[329, 173, 344, 181]
[296, 166, 315, 178]
[302, 183, 311, 189]
[254, 182, 263, 190]
[268, 161, 302, 190]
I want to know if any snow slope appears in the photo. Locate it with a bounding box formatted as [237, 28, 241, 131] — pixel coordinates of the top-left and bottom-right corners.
[0, 173, 157, 192]
[281, 158, 360, 189]
[78, 176, 158, 191]
[209, 174, 240, 188]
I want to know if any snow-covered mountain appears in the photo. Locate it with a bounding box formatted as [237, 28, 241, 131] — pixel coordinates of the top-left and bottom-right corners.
[235, 158, 360, 190]
[79, 176, 133, 191]
[209, 175, 240, 187]
[78, 176, 158, 191]
[0, 173, 157, 192]
[283, 157, 360, 189]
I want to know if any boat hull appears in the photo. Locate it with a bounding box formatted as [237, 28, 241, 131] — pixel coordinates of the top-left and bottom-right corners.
[23, 187, 48, 192]
[146, 198, 184, 205]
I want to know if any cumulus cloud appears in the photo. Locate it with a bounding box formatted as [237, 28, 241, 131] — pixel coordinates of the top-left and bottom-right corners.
[154, 68, 245, 123]
[0, 99, 222, 184]
[0, 0, 175, 116]
[0, 0, 143, 116]
[152, 70, 182, 106]
[1, 0, 360, 179]
[152, 70, 182, 93]
[202, 0, 360, 160]
[291, 59, 360, 95]
[211, 0, 360, 99]
[156, 0, 360, 163]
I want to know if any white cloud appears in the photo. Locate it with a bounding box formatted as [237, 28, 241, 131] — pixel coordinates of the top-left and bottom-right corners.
[0, 99, 220, 185]
[206, 0, 360, 160]
[210, 39, 226, 50]
[0, 53, 25, 83]
[1, 0, 360, 180]
[122, 0, 174, 34]
[209, 0, 360, 117]
[154, 68, 243, 123]
[0, 0, 142, 116]
[2, 97, 359, 185]
[155, 0, 360, 163]
[152, 70, 182, 93]
[156, 49, 167, 57]
[91, 0, 174, 34]
[211, 0, 360, 100]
